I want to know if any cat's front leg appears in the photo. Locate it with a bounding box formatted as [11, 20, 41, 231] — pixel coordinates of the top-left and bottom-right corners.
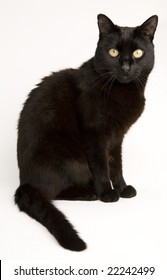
[92, 165, 120, 203]
[109, 144, 137, 198]
[84, 131, 120, 202]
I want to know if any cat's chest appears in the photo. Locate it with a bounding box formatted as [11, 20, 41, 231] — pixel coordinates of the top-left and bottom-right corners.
[90, 93, 145, 134]
[110, 97, 144, 129]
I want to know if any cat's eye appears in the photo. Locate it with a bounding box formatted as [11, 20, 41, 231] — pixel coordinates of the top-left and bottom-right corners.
[109, 48, 119, 58]
[133, 49, 144, 59]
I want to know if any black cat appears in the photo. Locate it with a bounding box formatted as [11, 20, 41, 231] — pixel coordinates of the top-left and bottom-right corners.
[15, 14, 158, 251]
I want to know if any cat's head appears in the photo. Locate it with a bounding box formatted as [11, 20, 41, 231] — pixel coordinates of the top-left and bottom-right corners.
[94, 14, 158, 84]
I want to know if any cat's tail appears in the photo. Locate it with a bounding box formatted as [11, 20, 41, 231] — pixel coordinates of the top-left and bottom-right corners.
[14, 184, 86, 251]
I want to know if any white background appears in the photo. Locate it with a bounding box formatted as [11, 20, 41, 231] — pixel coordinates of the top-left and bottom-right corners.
[0, 0, 167, 277]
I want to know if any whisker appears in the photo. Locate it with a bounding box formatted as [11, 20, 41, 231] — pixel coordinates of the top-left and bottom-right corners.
[98, 73, 116, 109]
[94, 72, 112, 104]
[106, 75, 116, 104]
[93, 72, 111, 87]
[134, 73, 146, 92]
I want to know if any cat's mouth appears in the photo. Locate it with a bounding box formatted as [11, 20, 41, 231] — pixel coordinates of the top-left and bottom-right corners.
[116, 74, 135, 84]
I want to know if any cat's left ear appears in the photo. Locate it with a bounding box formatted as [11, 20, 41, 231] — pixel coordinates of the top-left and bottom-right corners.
[138, 15, 158, 41]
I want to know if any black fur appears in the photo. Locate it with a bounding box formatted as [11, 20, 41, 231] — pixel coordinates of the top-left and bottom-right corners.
[15, 14, 158, 251]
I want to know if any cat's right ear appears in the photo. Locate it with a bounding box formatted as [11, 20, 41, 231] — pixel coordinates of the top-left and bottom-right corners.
[97, 14, 116, 36]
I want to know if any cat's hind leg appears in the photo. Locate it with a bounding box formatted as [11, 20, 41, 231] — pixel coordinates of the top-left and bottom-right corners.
[56, 183, 98, 201]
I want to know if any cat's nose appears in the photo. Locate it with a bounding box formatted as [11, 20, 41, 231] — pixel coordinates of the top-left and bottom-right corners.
[121, 62, 130, 73]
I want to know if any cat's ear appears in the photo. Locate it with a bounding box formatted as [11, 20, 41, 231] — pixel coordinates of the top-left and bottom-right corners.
[97, 14, 117, 36]
[137, 15, 158, 41]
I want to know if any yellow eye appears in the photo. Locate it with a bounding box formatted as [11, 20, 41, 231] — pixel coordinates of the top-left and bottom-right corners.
[133, 49, 144, 59]
[109, 48, 119, 58]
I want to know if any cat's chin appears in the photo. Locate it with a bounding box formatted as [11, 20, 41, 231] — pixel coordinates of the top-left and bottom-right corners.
[116, 76, 134, 84]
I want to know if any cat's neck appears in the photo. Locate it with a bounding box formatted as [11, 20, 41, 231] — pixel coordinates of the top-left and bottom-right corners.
[79, 58, 97, 78]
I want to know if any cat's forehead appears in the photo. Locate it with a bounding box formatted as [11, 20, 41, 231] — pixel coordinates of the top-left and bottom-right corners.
[110, 26, 141, 49]
[119, 26, 135, 41]
[100, 25, 145, 50]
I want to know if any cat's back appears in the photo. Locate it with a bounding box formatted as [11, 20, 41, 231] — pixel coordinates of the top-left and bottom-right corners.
[19, 68, 80, 126]
[18, 68, 80, 160]
[24, 68, 78, 110]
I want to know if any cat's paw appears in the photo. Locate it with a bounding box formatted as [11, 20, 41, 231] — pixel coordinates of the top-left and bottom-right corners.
[120, 185, 137, 198]
[100, 189, 120, 202]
